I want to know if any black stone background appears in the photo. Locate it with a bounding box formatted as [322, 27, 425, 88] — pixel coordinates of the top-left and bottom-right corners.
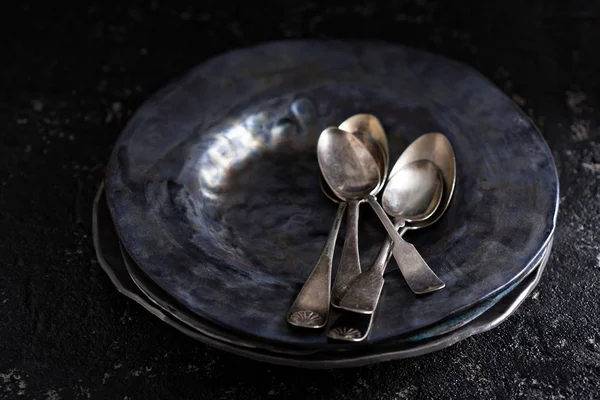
[1, 0, 599, 398]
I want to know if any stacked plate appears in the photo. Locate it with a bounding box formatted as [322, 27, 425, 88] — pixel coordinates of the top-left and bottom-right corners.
[93, 41, 558, 368]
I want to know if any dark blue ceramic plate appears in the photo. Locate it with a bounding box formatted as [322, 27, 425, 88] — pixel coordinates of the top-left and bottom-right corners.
[94, 184, 552, 366]
[105, 40, 558, 346]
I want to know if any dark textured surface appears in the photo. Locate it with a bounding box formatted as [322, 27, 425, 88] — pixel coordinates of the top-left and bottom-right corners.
[1, 0, 599, 398]
[105, 40, 557, 346]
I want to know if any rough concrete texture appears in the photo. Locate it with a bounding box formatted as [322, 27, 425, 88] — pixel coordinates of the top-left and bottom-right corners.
[1, 0, 599, 399]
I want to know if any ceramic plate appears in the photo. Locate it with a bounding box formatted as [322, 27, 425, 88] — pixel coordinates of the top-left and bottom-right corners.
[93, 186, 552, 367]
[105, 40, 558, 346]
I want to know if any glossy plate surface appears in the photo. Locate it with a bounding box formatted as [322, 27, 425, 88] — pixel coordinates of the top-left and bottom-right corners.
[93, 185, 552, 367]
[105, 40, 558, 346]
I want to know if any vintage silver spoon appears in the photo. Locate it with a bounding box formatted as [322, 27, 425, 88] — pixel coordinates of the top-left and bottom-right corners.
[336, 116, 445, 297]
[318, 128, 435, 298]
[286, 199, 346, 328]
[338, 159, 444, 314]
[328, 132, 456, 341]
[287, 115, 388, 328]
[330, 115, 389, 307]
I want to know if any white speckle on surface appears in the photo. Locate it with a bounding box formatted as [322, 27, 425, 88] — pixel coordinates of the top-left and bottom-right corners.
[102, 373, 111, 384]
[111, 102, 122, 113]
[0, 369, 26, 396]
[571, 119, 590, 141]
[113, 363, 122, 370]
[557, 338, 567, 348]
[45, 389, 61, 400]
[582, 163, 600, 173]
[532, 291, 540, 300]
[106, 102, 123, 124]
[393, 385, 418, 399]
[588, 337, 596, 344]
[76, 386, 91, 399]
[186, 364, 199, 373]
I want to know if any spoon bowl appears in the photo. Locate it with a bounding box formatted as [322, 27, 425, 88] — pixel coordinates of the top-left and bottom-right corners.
[382, 159, 444, 223]
[391, 133, 457, 230]
[317, 127, 381, 200]
[339, 114, 389, 194]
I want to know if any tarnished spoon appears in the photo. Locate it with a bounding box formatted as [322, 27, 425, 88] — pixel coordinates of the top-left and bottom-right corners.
[330, 115, 389, 307]
[287, 174, 346, 328]
[328, 132, 456, 342]
[338, 159, 444, 314]
[288, 127, 382, 328]
[319, 129, 444, 295]
[287, 114, 388, 328]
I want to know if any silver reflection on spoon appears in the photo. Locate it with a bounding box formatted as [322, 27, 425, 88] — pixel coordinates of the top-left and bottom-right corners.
[382, 159, 443, 223]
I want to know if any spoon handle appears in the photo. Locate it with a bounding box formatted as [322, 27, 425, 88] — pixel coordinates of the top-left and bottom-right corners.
[372, 222, 406, 276]
[287, 202, 347, 328]
[366, 196, 445, 295]
[327, 309, 373, 342]
[337, 225, 405, 314]
[330, 200, 362, 308]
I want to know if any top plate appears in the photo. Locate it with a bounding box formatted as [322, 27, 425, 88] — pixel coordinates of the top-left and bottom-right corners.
[105, 40, 558, 346]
